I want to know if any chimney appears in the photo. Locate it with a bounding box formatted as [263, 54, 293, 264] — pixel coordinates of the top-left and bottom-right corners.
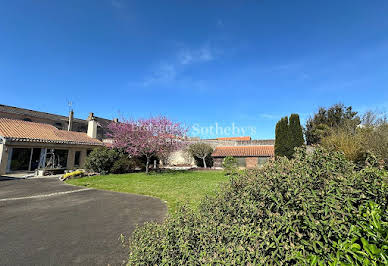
[87, 112, 97, 138]
[68, 109, 74, 131]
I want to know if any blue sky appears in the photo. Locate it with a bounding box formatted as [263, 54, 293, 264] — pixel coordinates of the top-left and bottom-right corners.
[1, 0, 388, 139]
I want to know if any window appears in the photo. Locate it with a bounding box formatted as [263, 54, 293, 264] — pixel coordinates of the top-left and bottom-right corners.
[45, 149, 68, 169]
[10, 148, 31, 171]
[74, 151, 81, 167]
[236, 157, 246, 167]
[87, 149, 93, 156]
[54, 122, 63, 129]
[9, 148, 44, 172]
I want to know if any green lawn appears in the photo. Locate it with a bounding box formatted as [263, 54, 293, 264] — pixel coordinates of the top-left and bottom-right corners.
[66, 170, 228, 213]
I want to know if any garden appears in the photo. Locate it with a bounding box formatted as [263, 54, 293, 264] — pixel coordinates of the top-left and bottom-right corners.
[127, 148, 387, 265]
[67, 106, 387, 265]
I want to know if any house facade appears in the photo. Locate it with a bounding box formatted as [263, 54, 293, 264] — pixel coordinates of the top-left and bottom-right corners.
[212, 145, 274, 168]
[0, 118, 103, 175]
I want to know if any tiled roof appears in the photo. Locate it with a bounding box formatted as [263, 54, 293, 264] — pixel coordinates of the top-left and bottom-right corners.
[0, 104, 113, 126]
[0, 118, 103, 146]
[212, 145, 274, 157]
[216, 136, 252, 141]
[0, 104, 85, 123]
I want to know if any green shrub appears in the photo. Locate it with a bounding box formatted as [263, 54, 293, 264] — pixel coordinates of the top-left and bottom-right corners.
[223, 156, 238, 175]
[110, 156, 142, 174]
[301, 201, 388, 265]
[127, 147, 387, 264]
[84, 147, 121, 174]
[321, 128, 366, 165]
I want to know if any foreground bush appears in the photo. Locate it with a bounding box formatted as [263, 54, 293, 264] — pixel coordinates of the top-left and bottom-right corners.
[306, 201, 387, 265]
[128, 147, 387, 265]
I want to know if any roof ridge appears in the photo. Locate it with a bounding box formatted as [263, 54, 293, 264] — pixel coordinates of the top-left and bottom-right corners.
[0, 117, 102, 146]
[0, 104, 86, 122]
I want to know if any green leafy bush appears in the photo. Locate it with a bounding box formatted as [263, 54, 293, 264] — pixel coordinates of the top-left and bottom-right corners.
[127, 147, 387, 264]
[302, 201, 388, 265]
[223, 156, 238, 175]
[321, 128, 367, 165]
[332, 201, 388, 265]
[110, 156, 142, 174]
[84, 147, 122, 174]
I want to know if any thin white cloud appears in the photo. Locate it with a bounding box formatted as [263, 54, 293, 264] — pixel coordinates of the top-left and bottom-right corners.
[259, 113, 311, 123]
[259, 114, 280, 120]
[135, 45, 217, 88]
[142, 64, 177, 87]
[178, 47, 214, 65]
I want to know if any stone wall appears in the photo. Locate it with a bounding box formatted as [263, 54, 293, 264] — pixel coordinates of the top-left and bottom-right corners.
[167, 149, 195, 166]
[245, 157, 258, 168]
[166, 138, 275, 167]
[213, 157, 223, 168]
[236, 139, 275, 145]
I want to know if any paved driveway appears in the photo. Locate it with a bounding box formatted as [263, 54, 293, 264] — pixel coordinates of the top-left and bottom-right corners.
[0, 177, 167, 265]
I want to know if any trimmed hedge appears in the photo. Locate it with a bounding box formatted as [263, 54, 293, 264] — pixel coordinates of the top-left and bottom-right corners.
[128, 147, 387, 264]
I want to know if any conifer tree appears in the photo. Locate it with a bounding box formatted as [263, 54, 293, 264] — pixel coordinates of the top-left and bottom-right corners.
[289, 113, 304, 155]
[275, 116, 289, 158]
[275, 114, 304, 159]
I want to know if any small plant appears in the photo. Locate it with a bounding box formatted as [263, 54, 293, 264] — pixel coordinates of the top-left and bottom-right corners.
[222, 156, 238, 175]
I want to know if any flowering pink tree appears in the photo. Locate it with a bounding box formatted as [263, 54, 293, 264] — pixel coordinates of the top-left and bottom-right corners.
[108, 116, 187, 173]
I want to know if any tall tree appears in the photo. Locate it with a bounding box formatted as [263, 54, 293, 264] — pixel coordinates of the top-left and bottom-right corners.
[188, 143, 213, 168]
[275, 114, 304, 159]
[289, 114, 304, 153]
[305, 103, 360, 145]
[109, 116, 187, 173]
[275, 116, 290, 158]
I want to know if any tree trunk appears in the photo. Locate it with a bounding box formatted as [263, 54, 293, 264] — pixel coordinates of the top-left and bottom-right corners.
[202, 156, 207, 168]
[145, 156, 150, 174]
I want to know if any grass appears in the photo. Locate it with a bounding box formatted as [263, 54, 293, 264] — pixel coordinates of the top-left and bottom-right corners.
[66, 170, 228, 213]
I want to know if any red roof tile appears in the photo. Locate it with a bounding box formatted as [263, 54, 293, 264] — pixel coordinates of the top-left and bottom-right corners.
[212, 145, 274, 157]
[0, 118, 102, 146]
[216, 136, 252, 141]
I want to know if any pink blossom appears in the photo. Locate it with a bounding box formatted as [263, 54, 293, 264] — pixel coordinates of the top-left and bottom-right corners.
[108, 116, 187, 173]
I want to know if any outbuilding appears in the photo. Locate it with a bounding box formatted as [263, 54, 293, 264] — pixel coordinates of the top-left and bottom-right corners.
[212, 145, 274, 168]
